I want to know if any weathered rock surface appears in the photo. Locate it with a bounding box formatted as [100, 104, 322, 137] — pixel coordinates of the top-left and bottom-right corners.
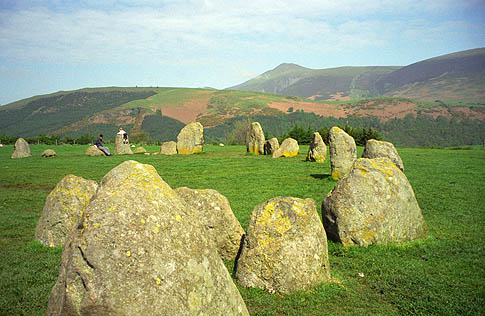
[47, 160, 248, 316]
[160, 141, 177, 155]
[35, 175, 98, 247]
[236, 197, 331, 294]
[264, 138, 279, 155]
[322, 157, 427, 247]
[329, 127, 357, 180]
[133, 147, 147, 154]
[362, 139, 404, 171]
[114, 134, 133, 155]
[272, 138, 299, 158]
[246, 122, 265, 155]
[177, 122, 204, 154]
[175, 187, 245, 261]
[11, 138, 31, 159]
[85, 145, 105, 156]
[42, 149, 57, 157]
[306, 132, 327, 163]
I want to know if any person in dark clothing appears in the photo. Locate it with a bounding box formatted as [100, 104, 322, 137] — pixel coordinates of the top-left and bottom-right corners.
[94, 134, 111, 156]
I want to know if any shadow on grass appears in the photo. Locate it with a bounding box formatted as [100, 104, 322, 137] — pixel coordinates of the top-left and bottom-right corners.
[310, 174, 331, 180]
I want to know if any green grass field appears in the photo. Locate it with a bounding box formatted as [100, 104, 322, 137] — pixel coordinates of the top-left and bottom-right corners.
[0, 144, 484, 315]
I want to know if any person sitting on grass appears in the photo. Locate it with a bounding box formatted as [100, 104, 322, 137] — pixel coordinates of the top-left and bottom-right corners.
[94, 134, 111, 156]
[117, 127, 129, 144]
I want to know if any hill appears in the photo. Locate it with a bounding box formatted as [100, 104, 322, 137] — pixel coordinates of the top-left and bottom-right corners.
[228, 48, 485, 103]
[1, 85, 484, 147]
[228, 64, 399, 100]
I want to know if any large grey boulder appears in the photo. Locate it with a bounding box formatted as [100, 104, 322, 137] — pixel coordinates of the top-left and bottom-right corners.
[329, 126, 357, 180]
[42, 149, 57, 157]
[362, 139, 404, 171]
[11, 138, 31, 159]
[236, 197, 331, 294]
[264, 138, 279, 155]
[322, 157, 427, 247]
[306, 132, 327, 163]
[85, 145, 106, 156]
[272, 138, 299, 158]
[246, 122, 265, 155]
[175, 187, 245, 261]
[177, 122, 204, 154]
[47, 160, 248, 316]
[114, 134, 133, 155]
[160, 141, 177, 155]
[35, 175, 98, 247]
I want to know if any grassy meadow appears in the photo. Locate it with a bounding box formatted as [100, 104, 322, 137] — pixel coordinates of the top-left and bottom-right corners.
[0, 144, 484, 315]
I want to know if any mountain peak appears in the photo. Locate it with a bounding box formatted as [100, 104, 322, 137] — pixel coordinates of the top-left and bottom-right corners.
[272, 63, 308, 72]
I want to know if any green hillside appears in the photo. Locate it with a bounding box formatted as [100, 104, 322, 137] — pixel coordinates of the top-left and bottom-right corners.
[228, 48, 485, 103]
[229, 65, 399, 100]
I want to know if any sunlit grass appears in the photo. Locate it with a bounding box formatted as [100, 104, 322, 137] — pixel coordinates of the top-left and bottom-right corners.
[0, 144, 483, 315]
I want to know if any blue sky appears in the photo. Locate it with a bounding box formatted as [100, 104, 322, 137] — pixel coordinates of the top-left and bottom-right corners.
[0, 0, 484, 105]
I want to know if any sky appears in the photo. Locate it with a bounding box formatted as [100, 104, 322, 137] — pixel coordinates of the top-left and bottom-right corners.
[0, 0, 484, 105]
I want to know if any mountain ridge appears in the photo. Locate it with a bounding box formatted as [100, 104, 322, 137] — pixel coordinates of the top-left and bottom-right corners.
[228, 48, 485, 102]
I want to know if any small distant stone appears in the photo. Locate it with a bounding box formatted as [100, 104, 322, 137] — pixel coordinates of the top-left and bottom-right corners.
[235, 197, 331, 294]
[264, 138, 279, 155]
[272, 138, 299, 158]
[152, 152, 159, 155]
[362, 139, 404, 171]
[41, 149, 57, 157]
[85, 145, 106, 156]
[133, 146, 147, 154]
[114, 134, 133, 155]
[11, 138, 32, 159]
[160, 141, 177, 155]
[219, 143, 225, 147]
[246, 122, 265, 155]
[306, 132, 327, 163]
[177, 122, 204, 154]
[0, 144, 4, 147]
[329, 127, 357, 180]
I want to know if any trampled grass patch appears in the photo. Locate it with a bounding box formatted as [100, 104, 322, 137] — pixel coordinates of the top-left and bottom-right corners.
[0, 144, 483, 315]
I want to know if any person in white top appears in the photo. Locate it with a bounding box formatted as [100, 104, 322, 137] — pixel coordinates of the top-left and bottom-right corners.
[117, 127, 128, 144]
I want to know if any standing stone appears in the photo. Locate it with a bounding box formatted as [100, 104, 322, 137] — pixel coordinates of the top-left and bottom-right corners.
[85, 145, 105, 156]
[177, 122, 204, 154]
[264, 138, 279, 155]
[272, 138, 299, 158]
[11, 138, 31, 159]
[133, 147, 147, 154]
[322, 157, 427, 247]
[235, 197, 331, 294]
[329, 127, 356, 180]
[245, 122, 265, 155]
[47, 160, 248, 316]
[42, 149, 57, 157]
[35, 175, 98, 247]
[160, 141, 177, 155]
[306, 132, 327, 163]
[362, 139, 404, 171]
[114, 134, 133, 155]
[175, 187, 245, 261]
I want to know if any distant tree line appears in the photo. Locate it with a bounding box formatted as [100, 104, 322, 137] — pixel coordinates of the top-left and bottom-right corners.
[205, 111, 485, 147]
[2, 111, 483, 148]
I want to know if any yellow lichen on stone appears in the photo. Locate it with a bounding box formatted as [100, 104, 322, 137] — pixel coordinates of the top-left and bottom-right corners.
[156, 278, 161, 285]
[140, 218, 146, 224]
[175, 215, 182, 222]
[282, 151, 298, 157]
[332, 170, 341, 180]
[126, 251, 131, 257]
